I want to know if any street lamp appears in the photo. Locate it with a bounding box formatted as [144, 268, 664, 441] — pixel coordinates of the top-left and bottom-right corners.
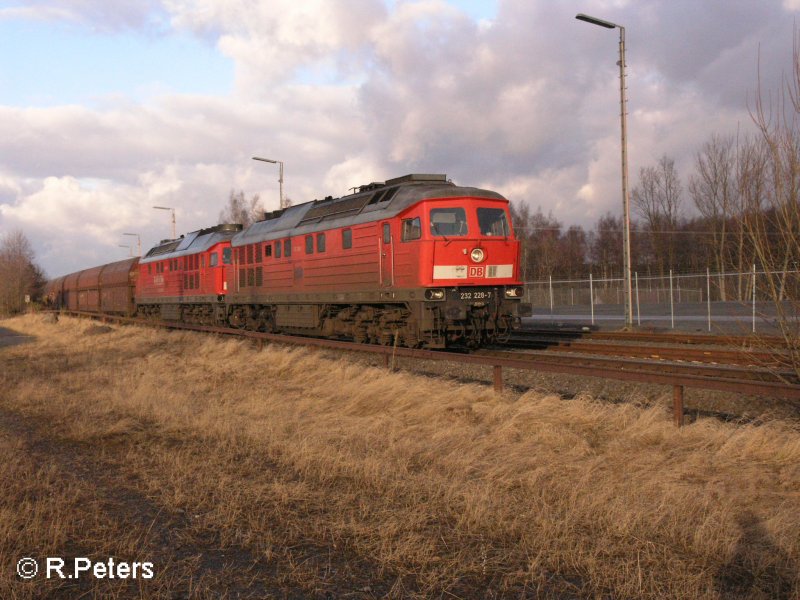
[123, 232, 141, 257]
[118, 244, 132, 257]
[576, 12, 634, 329]
[252, 156, 286, 209]
[153, 206, 176, 239]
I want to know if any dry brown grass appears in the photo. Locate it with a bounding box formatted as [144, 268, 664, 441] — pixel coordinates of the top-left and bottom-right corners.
[1, 313, 799, 598]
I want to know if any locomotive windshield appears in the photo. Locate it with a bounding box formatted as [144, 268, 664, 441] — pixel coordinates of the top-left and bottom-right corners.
[430, 208, 468, 236]
[477, 207, 510, 237]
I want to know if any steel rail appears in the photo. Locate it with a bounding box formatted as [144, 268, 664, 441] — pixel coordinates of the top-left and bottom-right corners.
[58, 311, 800, 427]
[474, 349, 795, 384]
[502, 337, 783, 367]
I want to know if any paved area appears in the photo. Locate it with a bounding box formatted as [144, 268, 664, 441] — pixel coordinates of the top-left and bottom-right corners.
[0, 327, 33, 349]
[525, 301, 793, 335]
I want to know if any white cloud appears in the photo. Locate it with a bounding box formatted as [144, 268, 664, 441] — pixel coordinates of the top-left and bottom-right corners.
[1, 0, 798, 277]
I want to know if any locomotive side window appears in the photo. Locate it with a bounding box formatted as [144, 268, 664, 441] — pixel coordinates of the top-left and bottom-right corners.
[430, 208, 468, 236]
[305, 235, 314, 254]
[210, 252, 218, 267]
[342, 229, 352, 249]
[402, 217, 421, 241]
[275, 241, 282, 258]
[477, 207, 510, 237]
[284, 238, 292, 257]
[383, 223, 391, 243]
[223, 248, 232, 264]
[265, 244, 272, 258]
[317, 233, 326, 252]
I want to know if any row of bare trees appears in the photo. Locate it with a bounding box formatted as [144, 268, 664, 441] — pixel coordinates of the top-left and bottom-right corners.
[0, 230, 45, 315]
[512, 133, 790, 297]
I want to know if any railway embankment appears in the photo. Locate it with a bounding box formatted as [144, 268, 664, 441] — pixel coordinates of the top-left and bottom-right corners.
[1, 314, 798, 599]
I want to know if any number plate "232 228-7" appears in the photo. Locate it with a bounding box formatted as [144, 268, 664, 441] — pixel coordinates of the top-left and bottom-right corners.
[459, 290, 493, 300]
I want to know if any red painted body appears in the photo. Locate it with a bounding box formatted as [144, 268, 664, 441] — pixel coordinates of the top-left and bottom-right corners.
[227, 196, 520, 296]
[136, 242, 231, 302]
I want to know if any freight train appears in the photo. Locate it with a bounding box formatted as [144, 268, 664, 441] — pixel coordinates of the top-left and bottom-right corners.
[44, 174, 531, 348]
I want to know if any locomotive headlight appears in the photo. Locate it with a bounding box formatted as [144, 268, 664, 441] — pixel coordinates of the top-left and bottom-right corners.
[470, 248, 485, 263]
[425, 288, 446, 301]
[505, 286, 524, 298]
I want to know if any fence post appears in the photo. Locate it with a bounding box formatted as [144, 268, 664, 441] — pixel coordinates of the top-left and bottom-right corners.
[669, 269, 675, 329]
[589, 273, 595, 326]
[673, 385, 685, 428]
[706, 267, 711, 332]
[752, 264, 756, 333]
[635, 271, 641, 326]
[493, 365, 503, 393]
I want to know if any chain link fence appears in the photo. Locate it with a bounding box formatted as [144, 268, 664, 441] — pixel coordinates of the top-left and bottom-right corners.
[524, 268, 800, 334]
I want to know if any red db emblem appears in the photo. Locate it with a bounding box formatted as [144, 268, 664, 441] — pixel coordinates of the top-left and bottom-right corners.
[468, 266, 485, 278]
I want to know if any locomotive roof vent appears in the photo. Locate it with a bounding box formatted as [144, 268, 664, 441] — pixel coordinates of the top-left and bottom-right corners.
[261, 208, 286, 222]
[358, 181, 385, 193]
[385, 173, 449, 186]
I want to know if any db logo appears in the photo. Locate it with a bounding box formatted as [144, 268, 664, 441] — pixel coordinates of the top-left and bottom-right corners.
[468, 266, 485, 278]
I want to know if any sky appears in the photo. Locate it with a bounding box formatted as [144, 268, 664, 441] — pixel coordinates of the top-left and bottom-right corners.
[1, 0, 799, 277]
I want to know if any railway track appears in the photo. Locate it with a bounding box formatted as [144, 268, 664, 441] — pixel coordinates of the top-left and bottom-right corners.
[475, 348, 797, 385]
[502, 331, 786, 367]
[49, 310, 800, 426]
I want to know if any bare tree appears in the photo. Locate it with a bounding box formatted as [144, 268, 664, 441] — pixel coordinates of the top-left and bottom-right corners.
[218, 190, 265, 227]
[690, 134, 735, 298]
[631, 155, 683, 276]
[558, 225, 588, 279]
[0, 229, 44, 315]
[748, 28, 800, 373]
[590, 212, 623, 280]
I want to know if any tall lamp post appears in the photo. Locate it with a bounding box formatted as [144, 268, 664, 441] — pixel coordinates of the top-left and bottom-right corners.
[576, 12, 634, 328]
[123, 232, 141, 257]
[153, 206, 176, 239]
[252, 156, 286, 209]
[118, 244, 132, 257]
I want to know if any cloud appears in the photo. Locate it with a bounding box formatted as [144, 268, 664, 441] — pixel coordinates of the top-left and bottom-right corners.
[1, 0, 799, 277]
[0, 0, 167, 31]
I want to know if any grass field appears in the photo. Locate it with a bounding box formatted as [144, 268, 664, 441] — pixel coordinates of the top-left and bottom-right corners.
[1, 314, 799, 599]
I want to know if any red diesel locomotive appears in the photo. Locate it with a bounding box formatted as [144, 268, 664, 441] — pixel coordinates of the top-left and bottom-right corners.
[45, 174, 531, 348]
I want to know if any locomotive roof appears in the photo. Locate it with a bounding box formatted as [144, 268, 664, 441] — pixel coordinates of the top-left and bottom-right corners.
[233, 174, 506, 247]
[140, 223, 242, 264]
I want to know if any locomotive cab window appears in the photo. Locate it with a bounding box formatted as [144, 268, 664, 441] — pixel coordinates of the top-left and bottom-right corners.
[402, 217, 421, 241]
[275, 241, 282, 258]
[430, 208, 468, 236]
[210, 252, 218, 267]
[264, 244, 272, 258]
[284, 238, 292, 257]
[342, 229, 352, 249]
[477, 207, 510, 237]
[382, 223, 391, 244]
[222, 248, 232, 264]
[317, 233, 326, 253]
[305, 235, 314, 254]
